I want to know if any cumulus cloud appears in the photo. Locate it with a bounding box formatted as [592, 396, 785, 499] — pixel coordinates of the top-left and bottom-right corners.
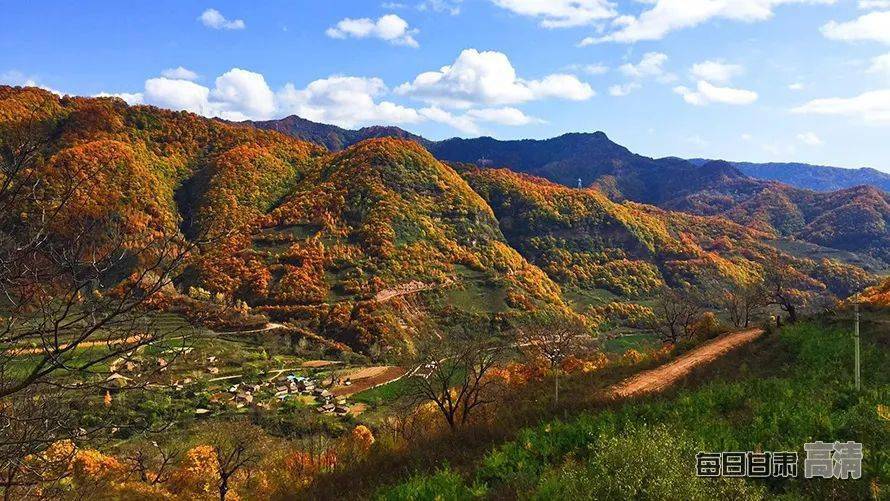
[395, 49, 594, 108]
[491, 0, 616, 28]
[465, 107, 543, 125]
[789, 82, 805, 91]
[211, 68, 277, 119]
[868, 53, 890, 78]
[418, 107, 480, 133]
[608, 82, 640, 96]
[566, 63, 609, 75]
[858, 0, 890, 9]
[199, 8, 245, 30]
[141, 68, 276, 120]
[821, 11, 890, 44]
[585, 0, 836, 44]
[797, 131, 823, 145]
[619, 52, 671, 79]
[94, 92, 144, 105]
[161, 66, 199, 81]
[99, 61, 559, 134]
[690, 60, 744, 84]
[673, 80, 758, 106]
[673, 59, 755, 105]
[792, 90, 890, 123]
[418, 0, 463, 15]
[277, 76, 421, 127]
[326, 14, 419, 47]
[0, 70, 65, 95]
[608, 52, 673, 96]
[144, 77, 213, 115]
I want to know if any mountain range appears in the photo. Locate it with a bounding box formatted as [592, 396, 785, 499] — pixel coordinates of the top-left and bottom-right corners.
[246, 114, 890, 269]
[4, 86, 885, 352]
[246, 115, 889, 195]
[689, 159, 890, 193]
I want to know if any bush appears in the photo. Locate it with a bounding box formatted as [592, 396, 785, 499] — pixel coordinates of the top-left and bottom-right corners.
[533, 426, 765, 500]
[376, 468, 486, 501]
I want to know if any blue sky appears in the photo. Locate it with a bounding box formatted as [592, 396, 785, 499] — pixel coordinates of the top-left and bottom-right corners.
[2, 1, 890, 171]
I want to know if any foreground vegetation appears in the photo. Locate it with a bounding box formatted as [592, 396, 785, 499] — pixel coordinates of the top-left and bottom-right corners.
[376, 319, 889, 500]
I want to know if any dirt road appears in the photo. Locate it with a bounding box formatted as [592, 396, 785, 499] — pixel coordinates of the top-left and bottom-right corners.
[610, 328, 764, 398]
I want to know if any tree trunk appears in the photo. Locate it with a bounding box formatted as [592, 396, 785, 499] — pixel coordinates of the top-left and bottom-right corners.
[554, 366, 559, 405]
[787, 304, 797, 324]
[219, 477, 228, 501]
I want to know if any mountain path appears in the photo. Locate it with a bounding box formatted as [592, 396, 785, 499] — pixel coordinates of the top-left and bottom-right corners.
[609, 328, 764, 398]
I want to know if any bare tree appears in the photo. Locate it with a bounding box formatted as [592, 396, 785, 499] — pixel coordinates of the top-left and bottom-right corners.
[405, 316, 505, 431]
[121, 440, 182, 486]
[208, 423, 264, 501]
[514, 312, 588, 405]
[0, 96, 197, 495]
[652, 287, 704, 344]
[762, 258, 821, 325]
[723, 280, 768, 329]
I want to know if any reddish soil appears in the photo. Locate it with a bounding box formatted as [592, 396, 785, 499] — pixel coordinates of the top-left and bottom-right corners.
[610, 329, 764, 398]
[332, 366, 407, 396]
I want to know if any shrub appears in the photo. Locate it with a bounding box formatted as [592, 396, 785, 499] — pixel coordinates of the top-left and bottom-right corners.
[376, 468, 486, 501]
[533, 426, 765, 500]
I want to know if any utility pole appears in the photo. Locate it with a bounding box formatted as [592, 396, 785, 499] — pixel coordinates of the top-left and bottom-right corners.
[854, 303, 861, 392]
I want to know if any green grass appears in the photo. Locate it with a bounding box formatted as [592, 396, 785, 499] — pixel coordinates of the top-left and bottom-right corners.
[376, 320, 890, 500]
[353, 376, 413, 406]
[562, 286, 618, 311]
[602, 332, 660, 354]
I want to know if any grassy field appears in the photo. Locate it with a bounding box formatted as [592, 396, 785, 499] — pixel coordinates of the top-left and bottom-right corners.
[375, 318, 890, 500]
[602, 332, 660, 354]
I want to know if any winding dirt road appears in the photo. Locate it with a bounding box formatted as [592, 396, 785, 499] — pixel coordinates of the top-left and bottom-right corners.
[610, 328, 764, 398]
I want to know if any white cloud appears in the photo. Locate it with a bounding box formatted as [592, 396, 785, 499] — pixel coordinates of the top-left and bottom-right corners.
[418, 107, 479, 134]
[619, 52, 669, 79]
[867, 53, 890, 78]
[609, 52, 673, 96]
[821, 11, 890, 44]
[567, 63, 609, 75]
[792, 89, 890, 123]
[0, 70, 63, 95]
[491, 0, 616, 28]
[859, 0, 890, 9]
[673, 80, 758, 105]
[326, 14, 419, 47]
[142, 68, 276, 120]
[89, 64, 554, 134]
[144, 77, 213, 115]
[395, 49, 593, 108]
[526, 74, 597, 100]
[161, 66, 199, 81]
[741, 132, 753, 140]
[418, 0, 463, 15]
[199, 8, 245, 30]
[95, 92, 144, 105]
[608, 82, 640, 96]
[277, 76, 422, 127]
[466, 107, 543, 125]
[589, 0, 836, 44]
[797, 131, 823, 145]
[690, 60, 744, 84]
[211, 68, 277, 119]
[789, 82, 805, 91]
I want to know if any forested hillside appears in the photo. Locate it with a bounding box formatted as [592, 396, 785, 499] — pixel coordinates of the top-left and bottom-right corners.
[690, 158, 890, 193]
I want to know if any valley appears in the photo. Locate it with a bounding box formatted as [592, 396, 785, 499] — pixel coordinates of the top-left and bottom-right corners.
[1, 86, 887, 500]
